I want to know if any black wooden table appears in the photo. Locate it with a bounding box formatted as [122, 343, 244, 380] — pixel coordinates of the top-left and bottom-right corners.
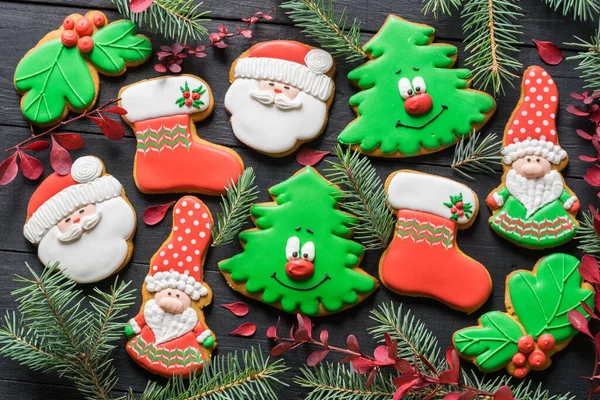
[0, 0, 595, 398]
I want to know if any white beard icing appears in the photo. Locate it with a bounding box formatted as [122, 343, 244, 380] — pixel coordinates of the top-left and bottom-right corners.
[37, 197, 135, 283]
[506, 169, 564, 218]
[224, 78, 328, 154]
[144, 299, 198, 345]
[57, 211, 102, 242]
[249, 90, 303, 110]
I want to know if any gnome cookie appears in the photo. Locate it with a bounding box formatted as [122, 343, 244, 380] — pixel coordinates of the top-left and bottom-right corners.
[125, 196, 215, 378]
[487, 66, 579, 249]
[380, 170, 491, 313]
[224, 41, 336, 157]
[120, 75, 244, 195]
[23, 156, 136, 283]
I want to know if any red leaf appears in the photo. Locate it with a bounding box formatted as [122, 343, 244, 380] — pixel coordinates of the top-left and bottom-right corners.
[263, 14, 273, 20]
[270, 342, 293, 356]
[580, 255, 600, 284]
[306, 349, 329, 366]
[340, 354, 358, 363]
[266, 325, 278, 339]
[580, 155, 598, 162]
[294, 328, 310, 342]
[532, 39, 564, 65]
[595, 332, 600, 356]
[154, 64, 168, 73]
[394, 358, 415, 374]
[458, 391, 476, 400]
[577, 129, 594, 140]
[143, 201, 176, 226]
[571, 92, 586, 100]
[88, 116, 125, 140]
[168, 63, 182, 73]
[419, 354, 438, 374]
[320, 330, 329, 348]
[297, 314, 312, 338]
[568, 309, 593, 338]
[366, 367, 377, 389]
[373, 345, 395, 365]
[102, 106, 128, 116]
[296, 148, 330, 166]
[18, 151, 43, 180]
[595, 292, 600, 313]
[214, 41, 229, 49]
[443, 394, 462, 400]
[581, 300, 600, 320]
[130, 0, 154, 13]
[566, 105, 590, 116]
[22, 141, 50, 152]
[221, 302, 249, 317]
[438, 369, 459, 384]
[240, 29, 253, 38]
[494, 386, 514, 400]
[352, 357, 377, 374]
[392, 375, 420, 400]
[584, 166, 600, 187]
[446, 346, 461, 380]
[229, 322, 256, 337]
[50, 136, 72, 175]
[53, 133, 85, 150]
[0, 153, 19, 185]
[347, 334, 360, 353]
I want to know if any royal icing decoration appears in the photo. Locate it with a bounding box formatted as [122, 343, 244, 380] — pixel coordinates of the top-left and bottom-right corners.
[125, 196, 215, 378]
[14, 11, 151, 126]
[219, 166, 378, 316]
[119, 75, 244, 195]
[224, 40, 336, 156]
[487, 66, 579, 249]
[380, 171, 491, 313]
[23, 156, 136, 283]
[454, 253, 594, 378]
[338, 15, 496, 157]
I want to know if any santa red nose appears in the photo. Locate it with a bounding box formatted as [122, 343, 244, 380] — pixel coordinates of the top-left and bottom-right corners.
[285, 259, 315, 280]
[404, 93, 433, 115]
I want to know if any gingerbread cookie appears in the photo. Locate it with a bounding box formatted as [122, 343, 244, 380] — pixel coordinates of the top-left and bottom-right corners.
[487, 66, 579, 249]
[125, 196, 215, 378]
[219, 166, 378, 316]
[224, 40, 336, 157]
[379, 170, 491, 313]
[15, 11, 151, 127]
[119, 75, 245, 195]
[454, 253, 594, 378]
[23, 156, 136, 283]
[338, 15, 496, 157]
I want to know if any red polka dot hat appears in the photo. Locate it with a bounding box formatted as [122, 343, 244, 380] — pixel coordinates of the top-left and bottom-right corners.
[502, 65, 567, 165]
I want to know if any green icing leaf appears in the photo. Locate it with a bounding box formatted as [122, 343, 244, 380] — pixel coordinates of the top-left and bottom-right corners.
[88, 20, 152, 75]
[14, 39, 96, 126]
[453, 311, 523, 372]
[509, 253, 594, 342]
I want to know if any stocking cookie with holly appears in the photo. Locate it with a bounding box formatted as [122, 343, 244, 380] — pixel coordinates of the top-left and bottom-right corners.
[379, 170, 491, 313]
[125, 196, 216, 377]
[338, 15, 496, 157]
[487, 66, 579, 249]
[219, 166, 378, 316]
[224, 40, 336, 157]
[119, 75, 245, 195]
[15, 11, 151, 127]
[454, 253, 594, 378]
[23, 156, 136, 283]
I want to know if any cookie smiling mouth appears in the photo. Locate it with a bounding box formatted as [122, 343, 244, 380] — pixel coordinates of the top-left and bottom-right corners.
[271, 272, 331, 291]
[395, 104, 448, 129]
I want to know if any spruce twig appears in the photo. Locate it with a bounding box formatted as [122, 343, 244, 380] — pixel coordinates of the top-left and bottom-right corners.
[577, 210, 600, 256]
[566, 26, 600, 93]
[422, 0, 463, 18]
[451, 132, 502, 180]
[542, 0, 600, 21]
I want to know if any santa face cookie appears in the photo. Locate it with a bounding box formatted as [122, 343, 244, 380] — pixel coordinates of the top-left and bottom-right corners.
[224, 41, 336, 157]
[454, 253, 594, 378]
[487, 66, 579, 249]
[125, 196, 215, 378]
[15, 11, 151, 127]
[23, 156, 136, 283]
[119, 75, 245, 195]
[338, 15, 496, 157]
[380, 170, 491, 313]
[219, 166, 378, 316]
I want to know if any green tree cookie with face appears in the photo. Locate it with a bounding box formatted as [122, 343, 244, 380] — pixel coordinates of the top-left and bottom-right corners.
[338, 15, 496, 157]
[218, 166, 378, 316]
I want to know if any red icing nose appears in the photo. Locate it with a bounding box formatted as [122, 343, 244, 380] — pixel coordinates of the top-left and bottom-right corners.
[73, 217, 81, 223]
[285, 259, 315, 280]
[404, 93, 433, 115]
[274, 88, 282, 94]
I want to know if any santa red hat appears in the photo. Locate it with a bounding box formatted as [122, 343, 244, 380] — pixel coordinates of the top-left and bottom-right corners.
[144, 196, 212, 301]
[502, 66, 567, 165]
[233, 40, 335, 101]
[23, 156, 123, 244]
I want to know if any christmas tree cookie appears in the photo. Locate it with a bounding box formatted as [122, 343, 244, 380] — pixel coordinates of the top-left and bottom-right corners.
[119, 75, 245, 195]
[454, 254, 594, 378]
[379, 170, 491, 313]
[487, 66, 579, 249]
[338, 15, 496, 157]
[14, 11, 151, 127]
[219, 166, 379, 316]
[125, 196, 215, 377]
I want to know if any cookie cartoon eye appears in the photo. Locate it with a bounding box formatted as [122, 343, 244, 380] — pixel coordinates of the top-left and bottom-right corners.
[286, 236, 300, 260]
[398, 78, 413, 100]
[301, 242, 315, 262]
[412, 77, 426, 94]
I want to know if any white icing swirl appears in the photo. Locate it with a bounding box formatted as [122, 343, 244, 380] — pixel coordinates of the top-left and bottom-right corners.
[71, 156, 103, 183]
[304, 49, 333, 74]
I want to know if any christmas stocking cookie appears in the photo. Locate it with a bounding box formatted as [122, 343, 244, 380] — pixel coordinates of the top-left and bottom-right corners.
[487, 66, 579, 249]
[219, 166, 378, 316]
[380, 170, 491, 313]
[125, 196, 215, 378]
[120, 75, 245, 195]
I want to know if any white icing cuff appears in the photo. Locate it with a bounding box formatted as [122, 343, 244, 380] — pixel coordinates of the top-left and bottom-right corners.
[145, 271, 209, 300]
[563, 196, 578, 210]
[501, 138, 567, 165]
[129, 318, 141, 334]
[197, 330, 212, 343]
[493, 192, 504, 207]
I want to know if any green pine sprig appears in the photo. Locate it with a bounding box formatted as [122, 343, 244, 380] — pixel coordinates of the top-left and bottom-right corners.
[566, 27, 600, 93]
[324, 145, 395, 250]
[577, 209, 600, 256]
[212, 168, 259, 247]
[422, 0, 463, 18]
[281, 0, 367, 62]
[111, 0, 210, 42]
[542, 0, 600, 21]
[451, 131, 502, 180]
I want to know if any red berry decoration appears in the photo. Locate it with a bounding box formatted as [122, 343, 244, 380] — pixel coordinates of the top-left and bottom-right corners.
[63, 17, 75, 30]
[457, 210, 464, 216]
[192, 92, 200, 100]
[517, 335, 535, 354]
[183, 91, 191, 98]
[92, 13, 106, 28]
[185, 98, 193, 106]
[77, 36, 94, 54]
[451, 206, 457, 213]
[75, 17, 93, 36]
[537, 333, 556, 351]
[513, 367, 528, 379]
[528, 349, 547, 368]
[512, 352, 526, 367]
[61, 30, 78, 48]
[456, 201, 464, 208]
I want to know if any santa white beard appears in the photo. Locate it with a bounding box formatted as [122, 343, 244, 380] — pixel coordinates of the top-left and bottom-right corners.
[144, 299, 198, 345]
[224, 78, 328, 154]
[37, 197, 136, 283]
[506, 169, 564, 218]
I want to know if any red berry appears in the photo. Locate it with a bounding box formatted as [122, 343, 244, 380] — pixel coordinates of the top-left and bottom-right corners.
[77, 36, 94, 54]
[183, 91, 191, 98]
[61, 30, 78, 48]
[517, 336, 535, 354]
[192, 92, 200, 100]
[512, 352, 526, 367]
[456, 201, 464, 208]
[75, 17, 93, 36]
[537, 334, 556, 351]
[457, 210, 464, 216]
[63, 17, 75, 30]
[185, 98, 193, 106]
[528, 350, 546, 368]
[513, 367, 528, 379]
[451, 206, 457, 213]
[92, 13, 106, 28]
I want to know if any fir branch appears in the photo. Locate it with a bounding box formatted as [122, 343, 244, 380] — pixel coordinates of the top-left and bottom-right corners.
[542, 0, 600, 21]
[566, 28, 600, 93]
[211, 168, 259, 247]
[281, 0, 367, 62]
[111, 0, 210, 42]
[422, 0, 463, 18]
[324, 145, 395, 250]
[451, 132, 502, 180]
[577, 210, 600, 256]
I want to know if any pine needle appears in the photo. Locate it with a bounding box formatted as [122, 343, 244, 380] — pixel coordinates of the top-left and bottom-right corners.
[422, 0, 463, 18]
[451, 131, 502, 180]
[542, 0, 600, 21]
[281, 0, 367, 62]
[576, 209, 600, 256]
[566, 26, 600, 93]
